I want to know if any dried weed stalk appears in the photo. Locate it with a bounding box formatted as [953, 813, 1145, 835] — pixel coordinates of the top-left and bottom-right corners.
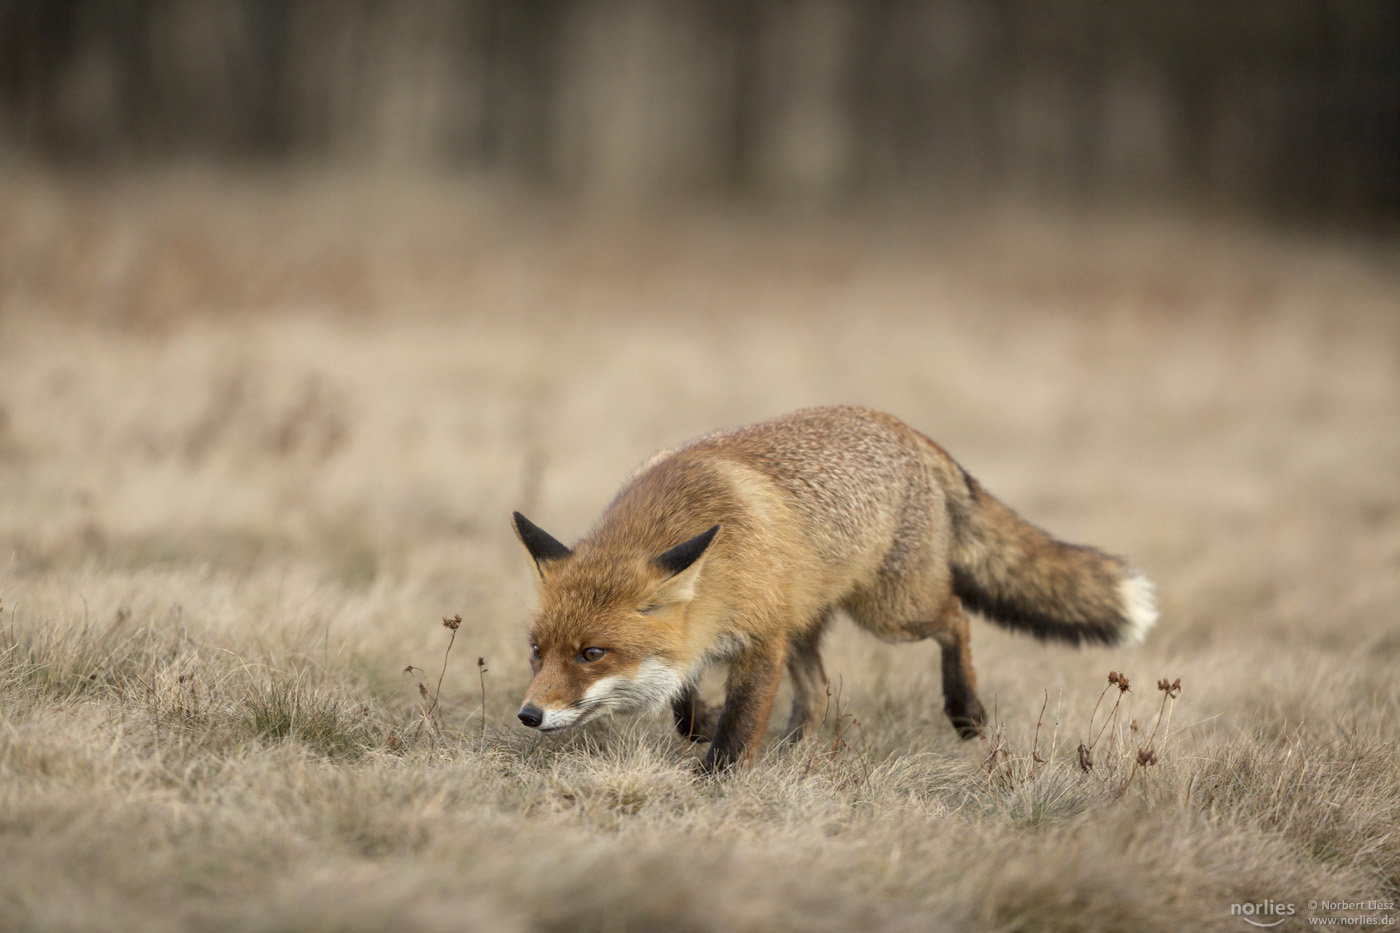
[799, 676, 873, 797]
[973, 668, 1182, 795]
[405, 613, 487, 748]
[979, 689, 1060, 791]
[1077, 669, 1132, 773]
[477, 655, 489, 748]
[1121, 677, 1182, 792]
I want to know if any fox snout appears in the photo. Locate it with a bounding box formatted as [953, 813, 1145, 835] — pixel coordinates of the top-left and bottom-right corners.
[515, 698, 590, 732]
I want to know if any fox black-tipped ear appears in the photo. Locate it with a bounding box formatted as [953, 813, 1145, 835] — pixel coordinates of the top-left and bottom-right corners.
[654, 525, 720, 577]
[512, 511, 572, 570]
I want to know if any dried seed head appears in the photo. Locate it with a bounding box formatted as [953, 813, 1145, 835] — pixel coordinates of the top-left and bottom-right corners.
[1108, 670, 1131, 693]
[1136, 747, 1158, 767]
[1157, 677, 1182, 698]
[442, 614, 462, 631]
[1077, 742, 1093, 772]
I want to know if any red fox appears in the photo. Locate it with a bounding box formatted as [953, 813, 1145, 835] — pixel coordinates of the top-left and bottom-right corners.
[512, 406, 1155, 771]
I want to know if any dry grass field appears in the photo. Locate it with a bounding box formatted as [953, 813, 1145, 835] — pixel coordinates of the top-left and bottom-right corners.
[1, 171, 1398, 932]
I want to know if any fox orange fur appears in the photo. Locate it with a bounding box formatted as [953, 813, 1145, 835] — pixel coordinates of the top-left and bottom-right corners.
[512, 406, 1156, 771]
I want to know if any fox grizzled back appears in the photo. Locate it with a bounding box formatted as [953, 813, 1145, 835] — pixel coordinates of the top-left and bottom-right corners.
[684, 407, 936, 564]
[512, 405, 1156, 772]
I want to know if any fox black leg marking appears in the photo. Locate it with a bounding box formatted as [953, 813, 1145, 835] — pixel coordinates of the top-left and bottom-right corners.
[940, 650, 985, 740]
[935, 603, 985, 739]
[703, 641, 786, 773]
[672, 685, 716, 743]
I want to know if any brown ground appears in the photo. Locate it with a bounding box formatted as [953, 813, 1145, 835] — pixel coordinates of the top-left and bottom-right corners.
[1, 170, 1398, 931]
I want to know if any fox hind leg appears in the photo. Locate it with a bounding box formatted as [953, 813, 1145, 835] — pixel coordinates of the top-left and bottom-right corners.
[934, 601, 985, 739]
[782, 615, 830, 744]
[845, 582, 987, 740]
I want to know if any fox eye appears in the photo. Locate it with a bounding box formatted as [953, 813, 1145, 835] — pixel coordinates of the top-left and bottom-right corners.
[580, 647, 605, 662]
[530, 644, 541, 660]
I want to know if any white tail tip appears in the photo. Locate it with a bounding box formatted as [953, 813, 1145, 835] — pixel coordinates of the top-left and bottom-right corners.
[1119, 571, 1158, 644]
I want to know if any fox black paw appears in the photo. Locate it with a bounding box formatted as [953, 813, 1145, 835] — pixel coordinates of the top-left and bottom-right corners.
[947, 703, 986, 740]
[673, 694, 718, 743]
[954, 719, 984, 740]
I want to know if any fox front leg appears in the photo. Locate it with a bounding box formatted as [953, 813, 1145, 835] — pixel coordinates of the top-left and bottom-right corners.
[672, 685, 717, 743]
[702, 640, 786, 773]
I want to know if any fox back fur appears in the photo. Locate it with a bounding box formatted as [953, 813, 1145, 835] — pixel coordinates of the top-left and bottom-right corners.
[512, 405, 1156, 771]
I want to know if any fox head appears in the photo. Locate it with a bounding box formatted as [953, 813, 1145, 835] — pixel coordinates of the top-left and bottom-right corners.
[510, 511, 718, 732]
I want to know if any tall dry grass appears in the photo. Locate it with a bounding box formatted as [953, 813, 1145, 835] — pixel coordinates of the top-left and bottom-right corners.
[1, 171, 1397, 931]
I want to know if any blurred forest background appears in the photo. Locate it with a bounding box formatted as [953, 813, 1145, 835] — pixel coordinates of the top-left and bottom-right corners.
[2, 0, 1398, 220]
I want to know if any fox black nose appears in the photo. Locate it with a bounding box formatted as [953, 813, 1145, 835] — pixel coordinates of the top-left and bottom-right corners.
[518, 705, 544, 728]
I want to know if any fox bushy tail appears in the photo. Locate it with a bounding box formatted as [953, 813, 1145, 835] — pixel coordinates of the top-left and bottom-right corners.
[947, 472, 1156, 646]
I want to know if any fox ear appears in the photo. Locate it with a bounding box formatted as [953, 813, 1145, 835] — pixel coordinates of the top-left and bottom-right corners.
[655, 525, 720, 576]
[650, 525, 719, 605]
[512, 511, 572, 578]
